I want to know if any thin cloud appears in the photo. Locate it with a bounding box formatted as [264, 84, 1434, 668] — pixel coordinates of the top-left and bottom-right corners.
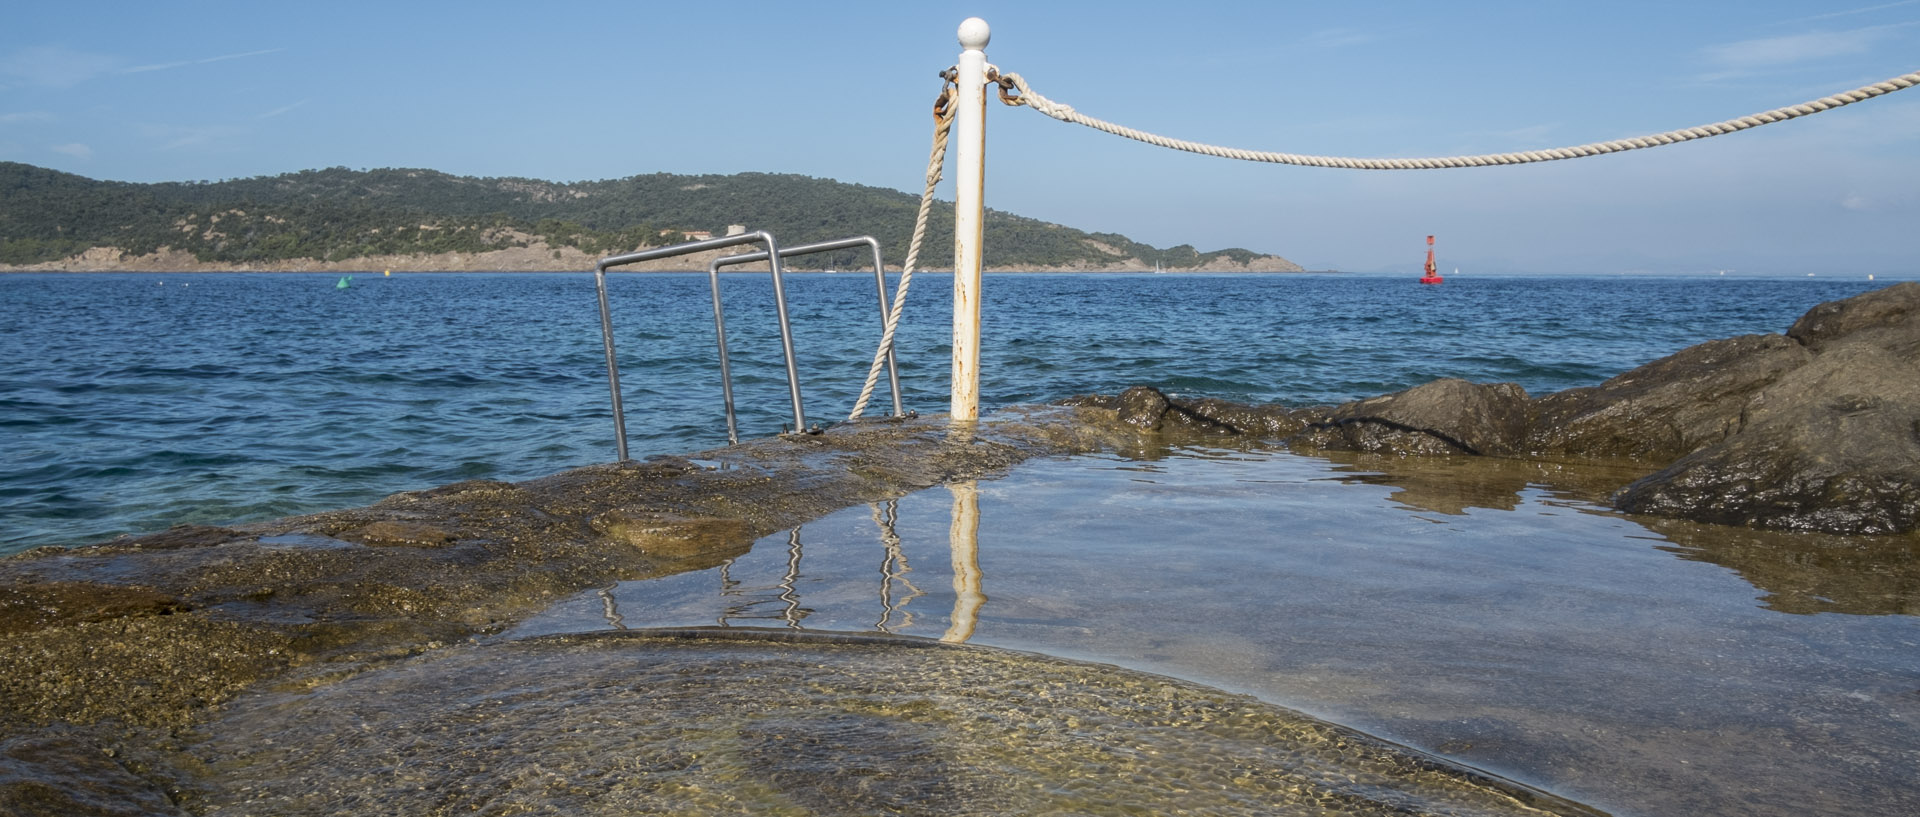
[1770, 0, 1920, 26]
[1694, 23, 1913, 82]
[0, 45, 121, 88]
[120, 48, 281, 75]
[50, 142, 92, 159]
[0, 111, 56, 125]
[137, 122, 241, 151]
[1299, 28, 1379, 49]
[258, 99, 309, 120]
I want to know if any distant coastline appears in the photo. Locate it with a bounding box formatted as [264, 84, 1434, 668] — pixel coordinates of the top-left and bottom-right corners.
[0, 244, 1310, 275]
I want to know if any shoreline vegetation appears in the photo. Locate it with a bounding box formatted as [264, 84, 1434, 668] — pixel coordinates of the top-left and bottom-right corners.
[0, 161, 1302, 274]
[0, 260, 1326, 274]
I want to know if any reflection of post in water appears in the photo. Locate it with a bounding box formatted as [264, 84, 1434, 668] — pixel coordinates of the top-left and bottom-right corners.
[715, 558, 739, 627]
[873, 499, 924, 632]
[943, 480, 985, 643]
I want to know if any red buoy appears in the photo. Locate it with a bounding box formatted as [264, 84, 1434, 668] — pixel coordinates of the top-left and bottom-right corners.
[1419, 235, 1444, 284]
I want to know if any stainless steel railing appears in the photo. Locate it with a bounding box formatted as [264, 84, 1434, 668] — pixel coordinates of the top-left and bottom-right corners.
[712, 236, 903, 443]
[594, 231, 904, 460]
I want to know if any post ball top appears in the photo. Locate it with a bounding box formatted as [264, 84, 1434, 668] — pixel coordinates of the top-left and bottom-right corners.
[958, 17, 990, 50]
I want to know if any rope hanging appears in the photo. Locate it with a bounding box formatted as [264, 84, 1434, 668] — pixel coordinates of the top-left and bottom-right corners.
[992, 69, 1920, 169]
[847, 80, 958, 421]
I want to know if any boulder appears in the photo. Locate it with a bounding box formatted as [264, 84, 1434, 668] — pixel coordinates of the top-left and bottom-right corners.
[1614, 337, 1920, 535]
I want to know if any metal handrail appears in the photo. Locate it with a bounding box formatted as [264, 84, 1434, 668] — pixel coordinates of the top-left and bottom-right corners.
[594, 231, 795, 461]
[712, 236, 904, 444]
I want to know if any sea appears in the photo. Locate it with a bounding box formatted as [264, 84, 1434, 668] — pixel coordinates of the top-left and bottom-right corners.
[0, 270, 1902, 554]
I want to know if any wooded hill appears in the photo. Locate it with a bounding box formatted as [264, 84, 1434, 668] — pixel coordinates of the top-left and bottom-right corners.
[0, 162, 1298, 271]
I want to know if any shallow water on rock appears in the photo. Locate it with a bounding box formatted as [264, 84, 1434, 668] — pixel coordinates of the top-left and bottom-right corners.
[509, 447, 1920, 817]
[188, 631, 1595, 816]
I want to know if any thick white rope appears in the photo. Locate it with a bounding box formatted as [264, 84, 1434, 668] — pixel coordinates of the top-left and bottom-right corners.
[996, 69, 1920, 169]
[848, 84, 957, 421]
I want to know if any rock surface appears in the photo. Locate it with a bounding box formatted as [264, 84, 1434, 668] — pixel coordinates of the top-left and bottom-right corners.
[1527, 334, 1811, 461]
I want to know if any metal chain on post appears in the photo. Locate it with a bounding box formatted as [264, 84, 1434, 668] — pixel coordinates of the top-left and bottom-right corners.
[847, 79, 959, 422]
[991, 69, 1920, 169]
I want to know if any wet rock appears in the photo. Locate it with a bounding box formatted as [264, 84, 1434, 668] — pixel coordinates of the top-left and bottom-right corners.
[0, 730, 181, 817]
[0, 583, 188, 636]
[340, 520, 457, 548]
[1061, 386, 1248, 434]
[1181, 396, 1317, 436]
[590, 510, 755, 564]
[1289, 379, 1532, 456]
[403, 478, 521, 499]
[1527, 334, 1811, 461]
[105, 524, 253, 550]
[1116, 384, 1173, 427]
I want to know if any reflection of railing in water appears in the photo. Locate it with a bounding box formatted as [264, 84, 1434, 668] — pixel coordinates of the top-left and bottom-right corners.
[874, 499, 925, 632]
[598, 585, 627, 631]
[714, 528, 813, 629]
[686, 481, 985, 640]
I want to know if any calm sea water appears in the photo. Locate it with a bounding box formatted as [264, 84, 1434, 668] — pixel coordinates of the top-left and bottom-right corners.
[0, 271, 1899, 553]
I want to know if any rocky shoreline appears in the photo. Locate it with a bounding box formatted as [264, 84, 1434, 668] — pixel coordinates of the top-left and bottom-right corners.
[2, 284, 1915, 813]
[1066, 282, 1920, 537]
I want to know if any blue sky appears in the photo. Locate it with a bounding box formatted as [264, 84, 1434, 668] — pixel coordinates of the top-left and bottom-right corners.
[3, 1, 1917, 274]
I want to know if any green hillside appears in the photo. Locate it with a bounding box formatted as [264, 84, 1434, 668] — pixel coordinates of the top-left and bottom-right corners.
[0, 162, 1295, 270]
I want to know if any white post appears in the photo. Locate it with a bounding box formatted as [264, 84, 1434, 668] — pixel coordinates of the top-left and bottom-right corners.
[951, 17, 989, 422]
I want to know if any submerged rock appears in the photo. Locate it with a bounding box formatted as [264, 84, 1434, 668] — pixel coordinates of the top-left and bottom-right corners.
[180, 630, 1605, 817]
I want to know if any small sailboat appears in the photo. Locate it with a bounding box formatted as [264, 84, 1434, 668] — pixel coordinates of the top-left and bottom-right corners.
[336, 275, 352, 290]
[1154, 260, 1165, 274]
[1419, 236, 1444, 284]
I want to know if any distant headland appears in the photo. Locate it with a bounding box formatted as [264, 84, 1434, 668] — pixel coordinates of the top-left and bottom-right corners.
[0, 162, 1302, 274]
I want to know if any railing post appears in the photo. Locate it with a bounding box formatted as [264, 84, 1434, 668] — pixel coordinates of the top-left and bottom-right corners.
[951, 17, 989, 422]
